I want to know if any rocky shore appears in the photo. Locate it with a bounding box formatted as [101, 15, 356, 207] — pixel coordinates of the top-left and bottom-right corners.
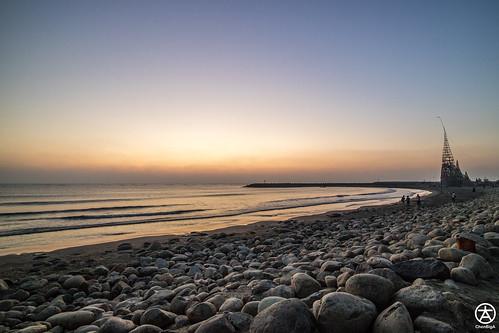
[1, 189, 498, 333]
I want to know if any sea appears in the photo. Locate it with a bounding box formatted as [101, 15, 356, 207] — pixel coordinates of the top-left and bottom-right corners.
[0, 184, 430, 255]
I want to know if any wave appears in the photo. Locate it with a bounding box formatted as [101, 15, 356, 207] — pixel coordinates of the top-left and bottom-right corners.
[0, 195, 401, 238]
[0, 204, 187, 217]
[17, 209, 207, 221]
[263, 188, 395, 204]
[0, 197, 155, 206]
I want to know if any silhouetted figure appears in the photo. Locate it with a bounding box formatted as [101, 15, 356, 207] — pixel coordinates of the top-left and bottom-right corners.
[406, 196, 411, 206]
[451, 192, 456, 203]
[472, 187, 476, 193]
[401, 195, 406, 204]
[416, 194, 421, 207]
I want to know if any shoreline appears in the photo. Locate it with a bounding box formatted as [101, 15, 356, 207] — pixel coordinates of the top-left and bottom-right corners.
[0, 186, 467, 279]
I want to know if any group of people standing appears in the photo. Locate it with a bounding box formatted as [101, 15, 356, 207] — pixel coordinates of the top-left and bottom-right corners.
[401, 194, 421, 207]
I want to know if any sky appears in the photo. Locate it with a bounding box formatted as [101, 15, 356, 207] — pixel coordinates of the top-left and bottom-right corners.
[1, 0, 498, 183]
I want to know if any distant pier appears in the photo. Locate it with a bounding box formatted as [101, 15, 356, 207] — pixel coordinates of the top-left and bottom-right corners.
[244, 181, 439, 189]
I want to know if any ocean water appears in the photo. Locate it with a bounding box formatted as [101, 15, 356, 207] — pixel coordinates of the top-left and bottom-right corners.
[0, 184, 429, 255]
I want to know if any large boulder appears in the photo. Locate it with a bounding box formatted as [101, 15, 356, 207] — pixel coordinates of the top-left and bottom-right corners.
[47, 311, 95, 330]
[345, 273, 394, 309]
[392, 258, 450, 281]
[315, 292, 377, 333]
[291, 273, 321, 298]
[393, 284, 446, 315]
[373, 301, 413, 333]
[459, 254, 494, 279]
[250, 299, 316, 333]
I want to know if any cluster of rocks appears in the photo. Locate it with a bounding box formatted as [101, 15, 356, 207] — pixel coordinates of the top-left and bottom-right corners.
[1, 192, 498, 333]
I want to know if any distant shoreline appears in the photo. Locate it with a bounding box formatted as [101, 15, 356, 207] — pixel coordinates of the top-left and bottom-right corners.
[245, 181, 440, 188]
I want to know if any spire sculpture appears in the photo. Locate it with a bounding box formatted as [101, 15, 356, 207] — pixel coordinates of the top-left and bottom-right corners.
[438, 117, 469, 186]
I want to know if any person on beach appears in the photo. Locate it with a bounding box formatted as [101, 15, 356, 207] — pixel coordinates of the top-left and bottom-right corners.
[452, 192, 456, 203]
[401, 195, 406, 204]
[416, 194, 421, 207]
[406, 195, 411, 206]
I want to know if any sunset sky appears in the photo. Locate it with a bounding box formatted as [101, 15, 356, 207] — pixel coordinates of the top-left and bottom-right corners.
[1, 1, 498, 183]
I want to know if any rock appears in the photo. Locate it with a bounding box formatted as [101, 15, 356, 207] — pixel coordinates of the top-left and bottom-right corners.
[130, 325, 163, 333]
[250, 299, 316, 333]
[320, 261, 342, 272]
[100, 316, 136, 333]
[0, 279, 8, 291]
[226, 312, 252, 332]
[324, 276, 337, 289]
[75, 325, 99, 333]
[484, 232, 499, 246]
[63, 275, 87, 290]
[242, 301, 259, 316]
[315, 292, 377, 333]
[373, 301, 413, 333]
[291, 273, 321, 298]
[392, 258, 450, 281]
[414, 315, 455, 333]
[118, 243, 133, 251]
[438, 247, 468, 262]
[186, 302, 217, 323]
[219, 297, 244, 312]
[47, 311, 96, 330]
[368, 268, 409, 291]
[195, 314, 235, 333]
[450, 267, 478, 285]
[140, 308, 176, 329]
[459, 253, 494, 279]
[393, 284, 446, 315]
[17, 325, 48, 333]
[94, 265, 109, 276]
[345, 273, 394, 309]
[258, 296, 286, 313]
[422, 245, 444, 258]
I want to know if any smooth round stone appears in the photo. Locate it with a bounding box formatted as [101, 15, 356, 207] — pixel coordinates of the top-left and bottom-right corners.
[345, 273, 394, 309]
[100, 316, 136, 333]
[392, 258, 450, 281]
[47, 311, 96, 330]
[450, 267, 477, 285]
[393, 285, 446, 315]
[291, 273, 320, 298]
[219, 297, 244, 312]
[315, 292, 377, 333]
[186, 302, 217, 323]
[414, 315, 455, 333]
[75, 325, 100, 333]
[129, 324, 163, 333]
[373, 301, 413, 333]
[258, 296, 286, 313]
[324, 276, 337, 289]
[17, 325, 48, 333]
[140, 308, 176, 329]
[250, 299, 316, 333]
[459, 253, 494, 279]
[195, 314, 236, 333]
[438, 248, 468, 262]
[63, 275, 86, 290]
[242, 301, 259, 316]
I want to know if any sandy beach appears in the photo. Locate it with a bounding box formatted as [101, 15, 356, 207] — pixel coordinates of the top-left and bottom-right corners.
[0, 186, 498, 333]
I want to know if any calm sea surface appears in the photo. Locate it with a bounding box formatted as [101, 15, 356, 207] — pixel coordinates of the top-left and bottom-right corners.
[0, 184, 429, 255]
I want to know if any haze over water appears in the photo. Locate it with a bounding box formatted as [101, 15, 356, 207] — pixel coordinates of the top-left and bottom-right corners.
[0, 184, 428, 255]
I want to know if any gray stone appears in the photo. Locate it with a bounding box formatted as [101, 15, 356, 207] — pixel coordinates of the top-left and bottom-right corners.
[195, 314, 235, 333]
[47, 311, 96, 330]
[250, 299, 316, 333]
[186, 302, 217, 323]
[130, 325, 162, 333]
[140, 308, 176, 329]
[291, 273, 321, 298]
[414, 315, 455, 333]
[392, 258, 450, 281]
[100, 316, 136, 333]
[258, 296, 286, 313]
[63, 275, 86, 290]
[242, 301, 259, 316]
[450, 267, 478, 285]
[459, 253, 494, 279]
[219, 297, 244, 312]
[345, 273, 394, 309]
[393, 285, 446, 315]
[373, 301, 413, 333]
[438, 248, 468, 262]
[315, 292, 377, 333]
